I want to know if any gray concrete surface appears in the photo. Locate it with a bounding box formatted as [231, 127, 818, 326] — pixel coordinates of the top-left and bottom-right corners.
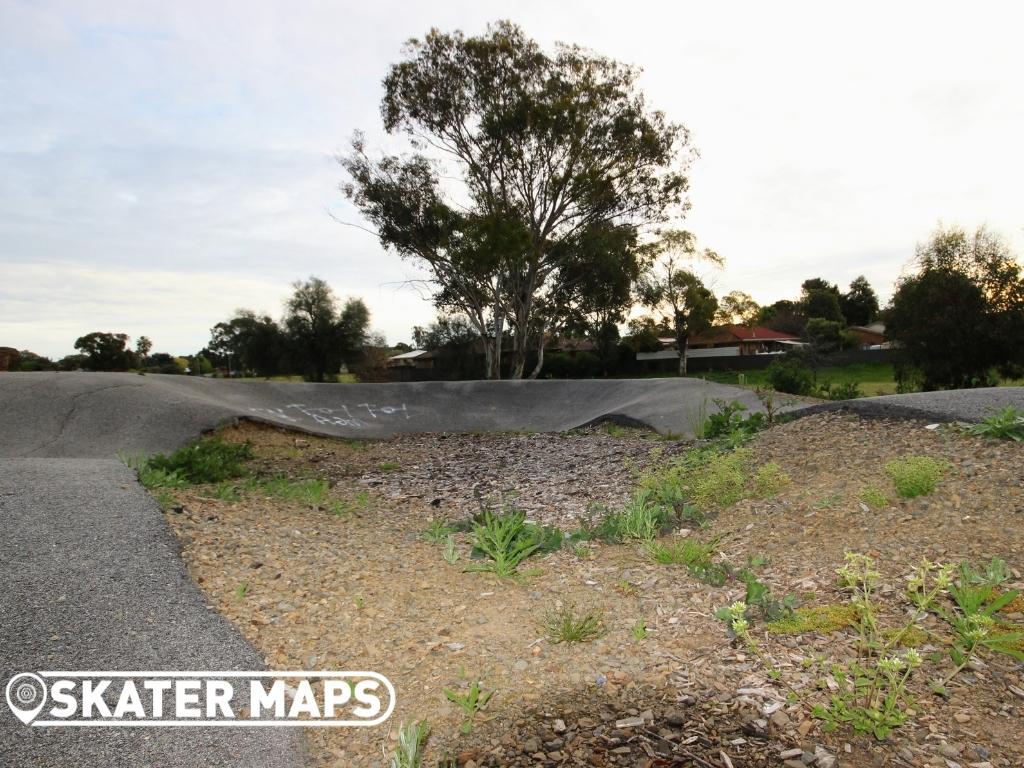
[819, 386, 1024, 423]
[0, 459, 306, 768]
[0, 372, 775, 456]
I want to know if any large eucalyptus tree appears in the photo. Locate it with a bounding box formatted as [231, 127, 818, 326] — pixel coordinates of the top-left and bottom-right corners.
[342, 21, 692, 378]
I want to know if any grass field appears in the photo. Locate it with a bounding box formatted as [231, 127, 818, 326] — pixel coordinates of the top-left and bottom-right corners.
[690, 361, 900, 396]
[689, 362, 1023, 398]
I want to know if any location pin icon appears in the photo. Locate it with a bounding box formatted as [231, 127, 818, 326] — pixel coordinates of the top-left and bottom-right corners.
[6, 673, 48, 725]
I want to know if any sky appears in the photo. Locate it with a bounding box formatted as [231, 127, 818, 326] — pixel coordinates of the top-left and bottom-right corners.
[2, 1, 1022, 359]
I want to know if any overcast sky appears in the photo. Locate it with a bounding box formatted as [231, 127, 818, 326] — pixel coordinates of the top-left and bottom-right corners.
[2, 1, 1022, 359]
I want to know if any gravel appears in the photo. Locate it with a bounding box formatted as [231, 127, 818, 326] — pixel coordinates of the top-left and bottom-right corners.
[165, 416, 1024, 767]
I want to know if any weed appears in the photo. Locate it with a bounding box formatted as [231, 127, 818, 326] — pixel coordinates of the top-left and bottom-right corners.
[202, 482, 243, 501]
[753, 463, 789, 497]
[740, 571, 797, 621]
[815, 492, 843, 509]
[442, 535, 460, 564]
[596, 491, 672, 543]
[601, 422, 630, 438]
[703, 399, 767, 442]
[809, 554, 951, 739]
[542, 603, 606, 643]
[754, 386, 790, 424]
[884, 456, 948, 498]
[120, 452, 189, 490]
[465, 511, 541, 578]
[684, 396, 710, 439]
[940, 561, 1024, 681]
[235, 582, 249, 600]
[327, 490, 371, 516]
[966, 406, 1024, 441]
[443, 682, 493, 734]
[859, 485, 889, 510]
[257, 476, 331, 507]
[630, 620, 648, 641]
[146, 437, 253, 484]
[647, 537, 716, 568]
[572, 542, 590, 559]
[962, 557, 1012, 586]
[423, 519, 456, 544]
[378, 461, 401, 472]
[390, 720, 430, 768]
[354, 596, 365, 610]
[615, 580, 638, 596]
[654, 446, 750, 510]
[152, 489, 177, 510]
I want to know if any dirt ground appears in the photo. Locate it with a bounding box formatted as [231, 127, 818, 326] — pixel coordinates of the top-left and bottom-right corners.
[160, 414, 1024, 768]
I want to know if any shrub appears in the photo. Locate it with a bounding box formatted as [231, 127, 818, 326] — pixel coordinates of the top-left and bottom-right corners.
[767, 356, 815, 396]
[816, 380, 863, 401]
[884, 456, 948, 498]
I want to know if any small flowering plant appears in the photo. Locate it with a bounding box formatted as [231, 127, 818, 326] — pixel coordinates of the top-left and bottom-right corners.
[813, 648, 924, 740]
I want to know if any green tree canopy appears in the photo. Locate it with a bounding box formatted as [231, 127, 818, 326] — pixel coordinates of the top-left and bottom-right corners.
[74, 332, 133, 371]
[342, 21, 692, 379]
[887, 225, 1024, 389]
[209, 310, 284, 377]
[715, 290, 761, 326]
[636, 230, 720, 375]
[839, 276, 880, 326]
[284, 277, 370, 382]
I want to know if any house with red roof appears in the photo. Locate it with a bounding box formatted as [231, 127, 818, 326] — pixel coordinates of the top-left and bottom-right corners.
[687, 325, 802, 355]
[638, 325, 804, 363]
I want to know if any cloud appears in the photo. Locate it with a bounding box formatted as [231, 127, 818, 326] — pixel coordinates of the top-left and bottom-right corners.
[2, 0, 1022, 359]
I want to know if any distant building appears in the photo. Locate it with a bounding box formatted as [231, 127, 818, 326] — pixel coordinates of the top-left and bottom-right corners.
[848, 322, 888, 349]
[386, 349, 435, 371]
[0, 347, 20, 371]
[637, 325, 803, 362]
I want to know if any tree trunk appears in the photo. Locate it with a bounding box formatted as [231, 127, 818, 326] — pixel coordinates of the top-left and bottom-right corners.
[528, 324, 547, 379]
[675, 321, 689, 376]
[490, 308, 504, 379]
[509, 308, 531, 379]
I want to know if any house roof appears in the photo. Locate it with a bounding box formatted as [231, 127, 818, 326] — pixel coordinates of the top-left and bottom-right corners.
[388, 349, 433, 360]
[689, 325, 800, 345]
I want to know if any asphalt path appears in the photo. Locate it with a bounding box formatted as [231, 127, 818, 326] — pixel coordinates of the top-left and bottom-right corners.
[2, 371, 1022, 767]
[0, 459, 307, 768]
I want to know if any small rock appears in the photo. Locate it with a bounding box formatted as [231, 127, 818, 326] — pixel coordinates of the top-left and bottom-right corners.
[522, 737, 541, 754]
[937, 742, 963, 758]
[615, 716, 645, 729]
[512, 660, 528, 672]
[953, 712, 971, 723]
[552, 718, 566, 733]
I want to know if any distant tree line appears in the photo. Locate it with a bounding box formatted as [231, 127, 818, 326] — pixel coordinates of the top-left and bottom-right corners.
[4, 277, 382, 382]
